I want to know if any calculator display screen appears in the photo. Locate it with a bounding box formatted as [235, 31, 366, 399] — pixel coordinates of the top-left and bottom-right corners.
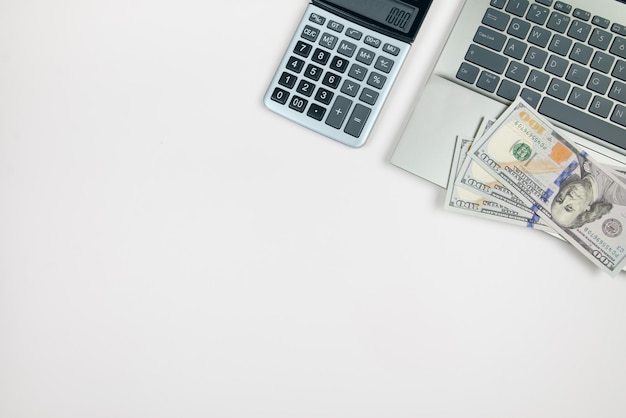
[327, 0, 418, 34]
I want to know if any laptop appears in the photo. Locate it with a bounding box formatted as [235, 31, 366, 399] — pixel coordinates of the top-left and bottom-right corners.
[391, 0, 626, 188]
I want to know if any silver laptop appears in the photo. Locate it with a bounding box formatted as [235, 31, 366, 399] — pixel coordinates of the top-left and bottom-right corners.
[391, 0, 626, 188]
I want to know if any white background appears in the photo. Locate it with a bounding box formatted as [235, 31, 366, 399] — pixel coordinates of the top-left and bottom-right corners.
[2, 1, 626, 417]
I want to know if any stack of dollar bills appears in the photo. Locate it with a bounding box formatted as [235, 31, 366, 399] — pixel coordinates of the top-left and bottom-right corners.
[445, 98, 626, 276]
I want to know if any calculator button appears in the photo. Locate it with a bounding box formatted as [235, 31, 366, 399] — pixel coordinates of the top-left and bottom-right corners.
[297, 79, 316, 97]
[356, 48, 376, 65]
[304, 64, 323, 81]
[328, 20, 344, 32]
[326, 96, 353, 128]
[309, 13, 325, 25]
[302, 25, 320, 42]
[383, 43, 401, 56]
[359, 88, 379, 105]
[345, 104, 371, 138]
[374, 56, 395, 73]
[364, 35, 382, 48]
[286, 56, 305, 73]
[294, 41, 312, 58]
[340, 79, 361, 97]
[315, 87, 334, 105]
[330, 56, 349, 73]
[367, 71, 387, 89]
[307, 103, 327, 121]
[348, 63, 368, 81]
[278, 71, 297, 88]
[322, 71, 342, 89]
[346, 28, 363, 40]
[312, 48, 331, 65]
[319, 32, 339, 50]
[337, 40, 357, 58]
[271, 87, 290, 105]
[289, 95, 308, 113]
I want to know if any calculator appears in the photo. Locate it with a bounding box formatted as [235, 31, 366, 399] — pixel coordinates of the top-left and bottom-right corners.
[264, 0, 433, 147]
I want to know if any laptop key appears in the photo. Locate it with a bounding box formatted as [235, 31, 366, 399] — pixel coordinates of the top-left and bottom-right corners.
[520, 88, 541, 108]
[497, 79, 521, 100]
[539, 97, 626, 150]
[477, 71, 500, 93]
[456, 62, 480, 84]
[482, 8, 510, 31]
[465, 44, 508, 74]
[611, 104, 626, 127]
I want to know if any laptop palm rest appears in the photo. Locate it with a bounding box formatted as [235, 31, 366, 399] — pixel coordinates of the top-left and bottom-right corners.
[391, 75, 507, 188]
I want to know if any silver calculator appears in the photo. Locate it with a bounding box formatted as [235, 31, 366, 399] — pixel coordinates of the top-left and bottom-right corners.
[264, 0, 433, 147]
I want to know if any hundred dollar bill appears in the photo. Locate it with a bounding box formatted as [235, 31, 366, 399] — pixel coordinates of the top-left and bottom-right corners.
[468, 98, 626, 276]
[445, 136, 548, 230]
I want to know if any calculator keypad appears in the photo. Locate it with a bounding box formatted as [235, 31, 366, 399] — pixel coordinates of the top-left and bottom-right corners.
[264, 4, 410, 147]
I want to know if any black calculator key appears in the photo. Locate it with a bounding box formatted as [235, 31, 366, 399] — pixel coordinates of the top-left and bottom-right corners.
[302, 25, 320, 42]
[271, 87, 290, 105]
[315, 87, 334, 105]
[294, 41, 312, 58]
[304, 64, 323, 81]
[330, 56, 349, 73]
[326, 96, 353, 128]
[345, 104, 371, 138]
[359, 88, 379, 105]
[278, 71, 297, 89]
[286, 56, 305, 73]
[322, 72, 341, 88]
[289, 95, 308, 113]
[296, 79, 316, 97]
[307, 103, 327, 121]
[312, 48, 331, 65]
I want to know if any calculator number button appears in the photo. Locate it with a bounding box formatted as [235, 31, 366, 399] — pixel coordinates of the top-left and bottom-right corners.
[326, 96, 353, 128]
[330, 56, 349, 73]
[307, 103, 327, 121]
[374, 56, 395, 73]
[348, 64, 368, 81]
[304, 64, 323, 81]
[278, 72, 297, 89]
[367, 72, 387, 89]
[319, 32, 339, 50]
[356, 48, 376, 65]
[312, 48, 331, 65]
[296, 80, 316, 97]
[302, 25, 320, 42]
[340, 79, 361, 97]
[286, 56, 305, 73]
[289, 95, 308, 113]
[315, 88, 334, 105]
[271, 87, 290, 105]
[337, 40, 357, 58]
[322, 72, 342, 89]
[345, 104, 371, 138]
[294, 41, 312, 58]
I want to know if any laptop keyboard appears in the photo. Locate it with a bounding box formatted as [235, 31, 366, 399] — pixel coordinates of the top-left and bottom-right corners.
[455, 0, 626, 151]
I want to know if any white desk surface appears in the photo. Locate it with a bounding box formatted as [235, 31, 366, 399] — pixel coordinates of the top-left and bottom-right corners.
[2, 1, 626, 417]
